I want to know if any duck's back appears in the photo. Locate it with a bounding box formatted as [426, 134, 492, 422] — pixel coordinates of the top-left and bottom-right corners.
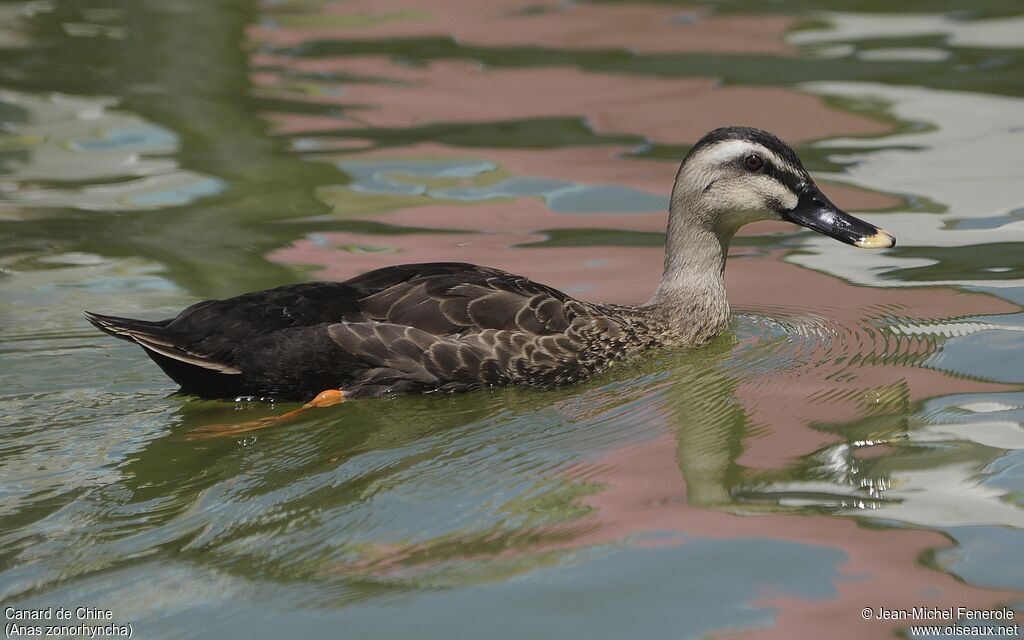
[86, 262, 624, 400]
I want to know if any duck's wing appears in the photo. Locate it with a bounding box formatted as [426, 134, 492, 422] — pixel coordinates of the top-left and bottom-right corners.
[91, 262, 575, 349]
[346, 262, 576, 335]
[324, 321, 579, 396]
[317, 263, 592, 395]
[85, 262, 588, 398]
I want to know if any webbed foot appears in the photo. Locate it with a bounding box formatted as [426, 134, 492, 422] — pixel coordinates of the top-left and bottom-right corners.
[187, 389, 347, 439]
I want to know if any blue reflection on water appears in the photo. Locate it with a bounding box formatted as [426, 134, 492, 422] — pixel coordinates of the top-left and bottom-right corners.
[337, 159, 668, 213]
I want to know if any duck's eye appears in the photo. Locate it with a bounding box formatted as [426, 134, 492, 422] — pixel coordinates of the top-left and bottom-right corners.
[744, 154, 764, 172]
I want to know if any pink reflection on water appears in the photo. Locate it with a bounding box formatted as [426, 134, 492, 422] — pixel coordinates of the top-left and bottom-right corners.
[270, 227, 662, 301]
[570, 435, 1017, 640]
[253, 57, 891, 144]
[725, 254, 1019, 470]
[251, 0, 797, 55]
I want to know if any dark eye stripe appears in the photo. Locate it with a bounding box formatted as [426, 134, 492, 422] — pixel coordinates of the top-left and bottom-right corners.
[756, 158, 805, 193]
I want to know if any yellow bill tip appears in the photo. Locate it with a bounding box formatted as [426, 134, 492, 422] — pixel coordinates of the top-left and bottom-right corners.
[854, 229, 896, 249]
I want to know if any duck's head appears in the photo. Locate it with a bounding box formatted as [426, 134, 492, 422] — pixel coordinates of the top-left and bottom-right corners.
[672, 126, 895, 249]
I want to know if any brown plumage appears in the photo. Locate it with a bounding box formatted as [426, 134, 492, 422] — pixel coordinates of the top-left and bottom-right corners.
[86, 127, 895, 401]
[86, 263, 667, 399]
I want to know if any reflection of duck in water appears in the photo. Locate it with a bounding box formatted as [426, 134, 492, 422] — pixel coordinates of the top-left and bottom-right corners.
[86, 127, 894, 404]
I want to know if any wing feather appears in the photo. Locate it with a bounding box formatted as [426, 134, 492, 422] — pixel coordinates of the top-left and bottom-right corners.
[346, 263, 577, 337]
[89, 262, 596, 398]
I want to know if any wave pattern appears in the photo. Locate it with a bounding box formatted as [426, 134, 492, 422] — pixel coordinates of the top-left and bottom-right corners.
[1, 1, 1023, 638]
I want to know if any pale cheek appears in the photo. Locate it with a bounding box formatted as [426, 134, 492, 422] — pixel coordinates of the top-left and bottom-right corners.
[716, 180, 789, 228]
[712, 181, 771, 212]
[720, 208, 773, 230]
[777, 190, 798, 211]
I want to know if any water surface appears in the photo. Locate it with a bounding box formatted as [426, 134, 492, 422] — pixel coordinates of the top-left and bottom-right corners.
[1, 1, 1023, 638]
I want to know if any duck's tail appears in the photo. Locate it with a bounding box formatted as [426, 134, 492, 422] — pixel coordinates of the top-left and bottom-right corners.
[84, 311, 170, 342]
[84, 311, 243, 378]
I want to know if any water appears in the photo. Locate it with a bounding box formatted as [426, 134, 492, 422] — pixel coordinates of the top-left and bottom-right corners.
[1, 1, 1023, 638]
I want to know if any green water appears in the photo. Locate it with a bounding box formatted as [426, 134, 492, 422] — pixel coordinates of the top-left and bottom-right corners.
[1, 1, 1023, 638]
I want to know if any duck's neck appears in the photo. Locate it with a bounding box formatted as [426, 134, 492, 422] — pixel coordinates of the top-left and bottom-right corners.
[644, 197, 733, 343]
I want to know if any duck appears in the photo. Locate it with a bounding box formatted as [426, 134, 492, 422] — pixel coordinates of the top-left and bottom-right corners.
[86, 126, 894, 406]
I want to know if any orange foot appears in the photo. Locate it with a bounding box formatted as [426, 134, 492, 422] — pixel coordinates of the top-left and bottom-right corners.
[305, 389, 345, 408]
[188, 389, 347, 439]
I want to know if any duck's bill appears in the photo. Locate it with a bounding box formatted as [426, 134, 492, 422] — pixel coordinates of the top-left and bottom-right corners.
[780, 184, 895, 249]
